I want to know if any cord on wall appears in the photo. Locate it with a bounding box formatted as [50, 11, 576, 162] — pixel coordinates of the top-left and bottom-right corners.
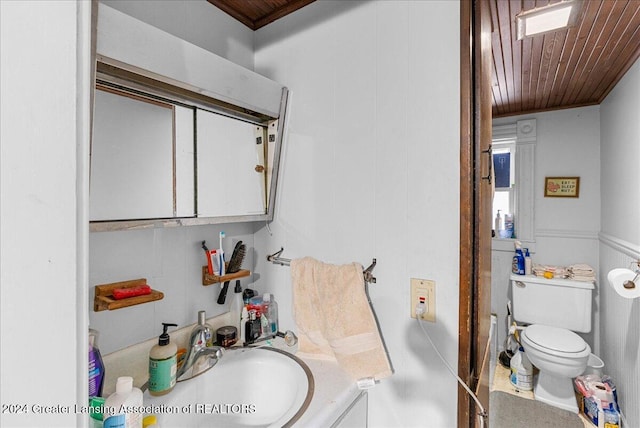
[415, 302, 487, 428]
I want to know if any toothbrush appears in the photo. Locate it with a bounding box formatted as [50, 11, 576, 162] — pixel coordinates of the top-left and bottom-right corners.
[218, 231, 226, 276]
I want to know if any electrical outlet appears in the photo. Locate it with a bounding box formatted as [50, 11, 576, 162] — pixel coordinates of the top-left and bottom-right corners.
[410, 278, 436, 322]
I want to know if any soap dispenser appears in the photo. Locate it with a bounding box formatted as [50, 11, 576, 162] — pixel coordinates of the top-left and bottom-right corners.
[148, 322, 178, 396]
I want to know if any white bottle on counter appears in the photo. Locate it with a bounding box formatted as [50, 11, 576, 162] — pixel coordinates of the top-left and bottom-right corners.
[524, 248, 532, 276]
[239, 306, 249, 346]
[103, 376, 143, 428]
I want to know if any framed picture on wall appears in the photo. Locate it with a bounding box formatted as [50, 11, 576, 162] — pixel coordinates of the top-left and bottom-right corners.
[544, 177, 580, 198]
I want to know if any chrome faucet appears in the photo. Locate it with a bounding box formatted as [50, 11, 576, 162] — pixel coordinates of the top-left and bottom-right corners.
[177, 345, 223, 381]
[176, 311, 224, 381]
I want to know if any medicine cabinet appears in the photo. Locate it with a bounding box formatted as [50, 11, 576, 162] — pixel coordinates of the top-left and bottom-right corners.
[196, 109, 266, 218]
[90, 87, 195, 221]
[90, 4, 288, 231]
[89, 75, 287, 231]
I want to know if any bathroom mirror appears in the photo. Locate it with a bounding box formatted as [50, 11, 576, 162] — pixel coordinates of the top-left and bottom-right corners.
[90, 86, 195, 222]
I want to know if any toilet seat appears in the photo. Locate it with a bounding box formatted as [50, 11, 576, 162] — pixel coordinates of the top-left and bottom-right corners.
[522, 324, 589, 357]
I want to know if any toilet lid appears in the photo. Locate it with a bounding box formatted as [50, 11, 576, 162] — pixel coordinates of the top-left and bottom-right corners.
[523, 324, 587, 353]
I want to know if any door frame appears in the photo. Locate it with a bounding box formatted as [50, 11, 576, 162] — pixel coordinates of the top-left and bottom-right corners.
[458, 0, 474, 422]
[459, 0, 493, 426]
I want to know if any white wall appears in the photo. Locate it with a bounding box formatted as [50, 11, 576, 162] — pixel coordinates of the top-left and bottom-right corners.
[0, 1, 91, 426]
[491, 106, 601, 351]
[252, 2, 461, 427]
[89, 224, 256, 354]
[101, 0, 255, 70]
[90, 2, 463, 426]
[599, 58, 640, 428]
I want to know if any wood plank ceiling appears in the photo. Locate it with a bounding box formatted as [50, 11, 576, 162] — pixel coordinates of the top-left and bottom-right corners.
[207, 0, 317, 30]
[209, 0, 640, 118]
[491, 0, 640, 117]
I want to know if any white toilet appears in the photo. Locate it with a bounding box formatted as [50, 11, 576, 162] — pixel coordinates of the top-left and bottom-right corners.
[510, 274, 595, 413]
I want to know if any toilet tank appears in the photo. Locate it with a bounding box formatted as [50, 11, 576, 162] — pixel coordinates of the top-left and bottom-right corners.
[510, 274, 595, 333]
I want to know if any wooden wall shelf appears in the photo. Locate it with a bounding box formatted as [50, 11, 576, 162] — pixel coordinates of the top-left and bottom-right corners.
[94, 278, 163, 312]
[202, 266, 250, 286]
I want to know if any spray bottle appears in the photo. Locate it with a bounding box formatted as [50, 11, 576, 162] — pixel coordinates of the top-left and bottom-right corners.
[512, 240, 525, 275]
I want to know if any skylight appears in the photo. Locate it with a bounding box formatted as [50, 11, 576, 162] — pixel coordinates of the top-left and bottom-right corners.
[516, 1, 579, 40]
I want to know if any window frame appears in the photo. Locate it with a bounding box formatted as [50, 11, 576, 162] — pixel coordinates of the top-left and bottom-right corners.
[492, 139, 516, 224]
[491, 119, 536, 252]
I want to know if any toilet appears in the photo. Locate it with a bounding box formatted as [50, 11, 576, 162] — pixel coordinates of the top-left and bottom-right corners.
[510, 274, 595, 413]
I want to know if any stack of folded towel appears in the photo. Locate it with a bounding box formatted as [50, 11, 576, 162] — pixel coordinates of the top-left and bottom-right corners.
[568, 263, 596, 282]
[532, 264, 568, 278]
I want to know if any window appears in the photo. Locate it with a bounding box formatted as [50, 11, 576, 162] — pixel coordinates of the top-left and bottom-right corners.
[492, 119, 536, 247]
[493, 139, 516, 238]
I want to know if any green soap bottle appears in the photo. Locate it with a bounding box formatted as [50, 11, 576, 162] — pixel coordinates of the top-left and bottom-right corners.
[149, 322, 178, 396]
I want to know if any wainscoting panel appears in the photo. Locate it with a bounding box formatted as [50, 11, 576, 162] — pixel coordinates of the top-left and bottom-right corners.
[598, 236, 639, 428]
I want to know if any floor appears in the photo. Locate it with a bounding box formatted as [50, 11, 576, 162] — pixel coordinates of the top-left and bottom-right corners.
[490, 362, 592, 428]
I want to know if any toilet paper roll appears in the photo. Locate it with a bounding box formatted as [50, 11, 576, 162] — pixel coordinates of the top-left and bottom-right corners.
[607, 268, 640, 299]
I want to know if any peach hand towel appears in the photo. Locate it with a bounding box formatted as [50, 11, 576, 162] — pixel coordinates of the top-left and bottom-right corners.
[291, 257, 392, 381]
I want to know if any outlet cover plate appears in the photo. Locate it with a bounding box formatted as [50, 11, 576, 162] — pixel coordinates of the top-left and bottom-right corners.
[410, 278, 435, 322]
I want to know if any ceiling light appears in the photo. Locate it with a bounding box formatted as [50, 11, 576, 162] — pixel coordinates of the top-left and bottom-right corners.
[516, 1, 580, 40]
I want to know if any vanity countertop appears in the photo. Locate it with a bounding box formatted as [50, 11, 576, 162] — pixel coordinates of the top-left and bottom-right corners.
[103, 330, 363, 427]
[259, 337, 362, 427]
[292, 354, 362, 427]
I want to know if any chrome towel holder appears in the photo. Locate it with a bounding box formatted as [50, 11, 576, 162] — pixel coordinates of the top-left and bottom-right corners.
[266, 247, 377, 284]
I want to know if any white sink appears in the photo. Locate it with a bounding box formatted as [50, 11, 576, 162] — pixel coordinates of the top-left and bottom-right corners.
[144, 347, 314, 427]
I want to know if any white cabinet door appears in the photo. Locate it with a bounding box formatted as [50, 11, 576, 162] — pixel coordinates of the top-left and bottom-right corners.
[333, 392, 368, 428]
[196, 109, 265, 218]
[90, 88, 175, 221]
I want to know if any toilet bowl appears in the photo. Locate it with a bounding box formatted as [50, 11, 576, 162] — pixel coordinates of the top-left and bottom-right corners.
[583, 353, 605, 377]
[521, 324, 591, 413]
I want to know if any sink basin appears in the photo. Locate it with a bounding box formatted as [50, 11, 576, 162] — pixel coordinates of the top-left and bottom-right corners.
[144, 347, 314, 427]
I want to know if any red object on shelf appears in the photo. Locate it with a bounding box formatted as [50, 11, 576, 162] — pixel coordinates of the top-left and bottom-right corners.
[112, 284, 152, 300]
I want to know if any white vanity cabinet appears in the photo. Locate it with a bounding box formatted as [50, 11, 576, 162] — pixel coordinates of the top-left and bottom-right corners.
[332, 391, 368, 428]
